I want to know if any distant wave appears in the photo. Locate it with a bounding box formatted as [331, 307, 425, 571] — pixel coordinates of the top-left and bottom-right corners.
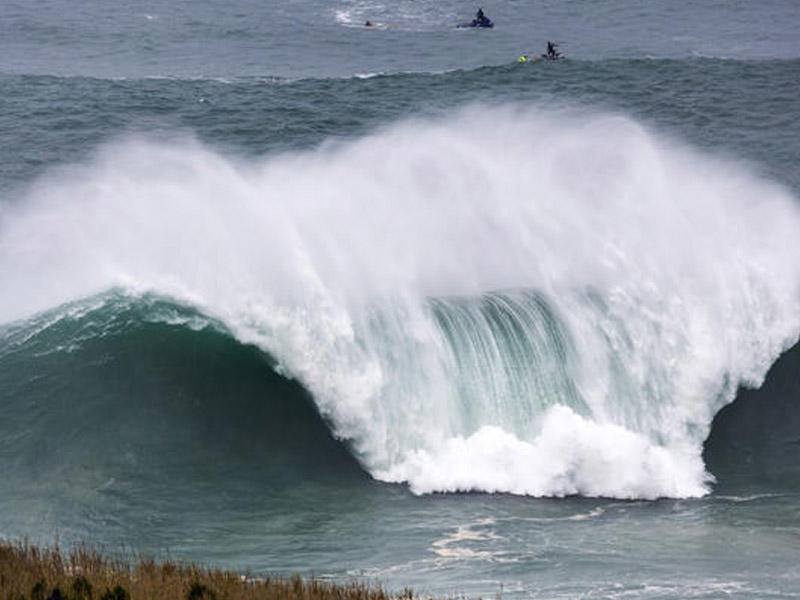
[2, 104, 799, 499]
[6, 56, 798, 86]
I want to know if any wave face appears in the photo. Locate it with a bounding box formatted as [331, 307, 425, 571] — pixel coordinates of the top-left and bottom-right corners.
[705, 342, 800, 489]
[2, 106, 800, 499]
[0, 294, 365, 484]
[0, 295, 368, 542]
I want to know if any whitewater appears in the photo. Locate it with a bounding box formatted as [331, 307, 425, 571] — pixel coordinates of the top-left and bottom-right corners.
[2, 105, 799, 500]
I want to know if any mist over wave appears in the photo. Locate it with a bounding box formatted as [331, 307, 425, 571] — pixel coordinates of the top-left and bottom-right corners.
[2, 105, 799, 499]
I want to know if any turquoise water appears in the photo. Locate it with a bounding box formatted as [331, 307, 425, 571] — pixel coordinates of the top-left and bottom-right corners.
[2, 1, 800, 598]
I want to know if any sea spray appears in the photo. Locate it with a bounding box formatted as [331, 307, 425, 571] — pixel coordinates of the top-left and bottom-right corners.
[2, 105, 799, 498]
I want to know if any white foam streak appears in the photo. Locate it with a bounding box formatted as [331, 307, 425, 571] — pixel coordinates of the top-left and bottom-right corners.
[2, 105, 800, 498]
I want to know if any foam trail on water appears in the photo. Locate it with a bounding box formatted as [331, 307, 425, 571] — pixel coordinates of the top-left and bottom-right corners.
[2, 105, 799, 498]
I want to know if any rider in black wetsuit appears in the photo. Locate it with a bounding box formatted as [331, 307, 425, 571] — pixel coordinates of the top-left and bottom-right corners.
[473, 8, 490, 26]
[546, 41, 561, 59]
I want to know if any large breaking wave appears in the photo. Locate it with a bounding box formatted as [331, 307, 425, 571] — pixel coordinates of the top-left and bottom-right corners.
[2, 105, 799, 499]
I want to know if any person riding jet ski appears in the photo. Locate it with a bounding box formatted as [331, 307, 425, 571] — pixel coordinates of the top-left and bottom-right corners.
[546, 41, 562, 59]
[518, 41, 565, 62]
[471, 8, 493, 27]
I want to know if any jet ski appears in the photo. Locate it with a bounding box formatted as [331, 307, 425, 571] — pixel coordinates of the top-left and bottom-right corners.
[457, 17, 494, 28]
[518, 53, 563, 62]
[458, 9, 493, 28]
[518, 41, 563, 62]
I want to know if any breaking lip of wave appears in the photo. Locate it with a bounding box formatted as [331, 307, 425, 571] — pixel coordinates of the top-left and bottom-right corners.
[1, 104, 800, 500]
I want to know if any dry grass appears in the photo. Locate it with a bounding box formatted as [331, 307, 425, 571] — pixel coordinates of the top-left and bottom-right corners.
[0, 540, 411, 600]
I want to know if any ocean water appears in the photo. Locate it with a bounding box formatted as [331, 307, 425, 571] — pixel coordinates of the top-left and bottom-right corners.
[2, 0, 800, 598]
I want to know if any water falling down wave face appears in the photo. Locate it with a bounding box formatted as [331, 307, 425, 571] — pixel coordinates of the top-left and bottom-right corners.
[2, 105, 800, 499]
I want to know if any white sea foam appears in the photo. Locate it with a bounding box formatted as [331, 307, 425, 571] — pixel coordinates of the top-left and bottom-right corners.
[2, 105, 799, 498]
[380, 406, 709, 498]
[334, 10, 353, 25]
